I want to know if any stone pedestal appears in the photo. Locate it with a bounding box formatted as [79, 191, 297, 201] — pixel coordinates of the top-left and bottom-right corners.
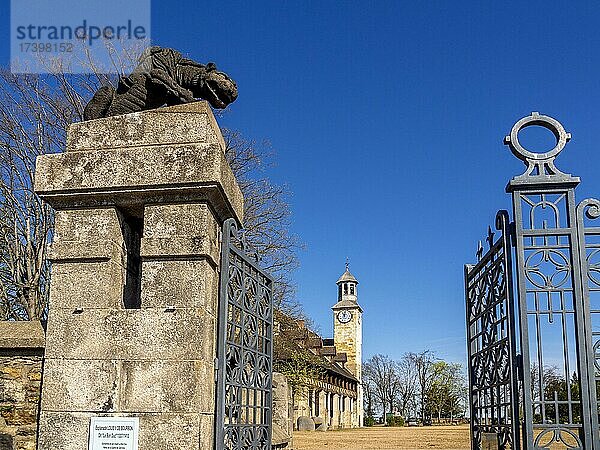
[271, 372, 293, 448]
[34, 102, 243, 450]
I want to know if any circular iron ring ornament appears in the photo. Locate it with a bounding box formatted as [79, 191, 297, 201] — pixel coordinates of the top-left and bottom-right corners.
[504, 112, 571, 177]
[505, 112, 571, 162]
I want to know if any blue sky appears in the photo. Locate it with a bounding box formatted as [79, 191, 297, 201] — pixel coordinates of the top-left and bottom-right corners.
[2, 1, 600, 364]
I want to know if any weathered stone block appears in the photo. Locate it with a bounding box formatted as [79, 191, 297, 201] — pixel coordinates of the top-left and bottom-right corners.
[198, 413, 214, 450]
[36, 102, 241, 449]
[138, 413, 201, 449]
[40, 359, 119, 412]
[0, 354, 43, 450]
[44, 308, 216, 361]
[0, 322, 45, 350]
[141, 203, 220, 262]
[38, 412, 212, 450]
[49, 260, 125, 309]
[0, 376, 26, 403]
[297, 416, 315, 431]
[0, 323, 44, 450]
[14, 434, 36, 450]
[66, 101, 225, 152]
[272, 372, 293, 446]
[119, 360, 213, 413]
[35, 143, 242, 224]
[1, 406, 37, 426]
[141, 260, 218, 312]
[37, 411, 88, 450]
[482, 432, 499, 450]
[50, 208, 125, 261]
[15, 424, 36, 436]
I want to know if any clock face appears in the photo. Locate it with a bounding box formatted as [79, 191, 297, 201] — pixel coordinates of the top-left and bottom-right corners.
[337, 310, 352, 323]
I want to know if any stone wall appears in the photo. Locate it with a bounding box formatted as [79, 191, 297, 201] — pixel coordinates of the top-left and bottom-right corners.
[0, 321, 45, 450]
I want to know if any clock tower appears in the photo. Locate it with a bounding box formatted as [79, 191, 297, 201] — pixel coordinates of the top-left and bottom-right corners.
[332, 262, 363, 426]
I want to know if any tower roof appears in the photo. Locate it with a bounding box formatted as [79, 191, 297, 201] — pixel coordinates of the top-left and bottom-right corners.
[336, 265, 358, 284]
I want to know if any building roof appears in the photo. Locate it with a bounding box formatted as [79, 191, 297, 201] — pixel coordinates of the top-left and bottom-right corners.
[331, 299, 363, 312]
[336, 267, 358, 284]
[273, 311, 357, 383]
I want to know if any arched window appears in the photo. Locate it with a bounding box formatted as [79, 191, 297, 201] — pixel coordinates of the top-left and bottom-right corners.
[343, 283, 348, 295]
[349, 284, 354, 295]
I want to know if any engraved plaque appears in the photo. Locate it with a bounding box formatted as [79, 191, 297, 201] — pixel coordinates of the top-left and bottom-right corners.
[89, 417, 139, 450]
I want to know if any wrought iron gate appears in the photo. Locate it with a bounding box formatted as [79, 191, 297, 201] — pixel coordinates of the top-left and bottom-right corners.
[465, 113, 600, 450]
[216, 218, 274, 450]
[465, 211, 521, 450]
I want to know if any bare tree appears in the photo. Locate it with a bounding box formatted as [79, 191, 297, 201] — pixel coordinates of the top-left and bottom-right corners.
[0, 70, 91, 320]
[362, 377, 376, 420]
[529, 364, 578, 423]
[0, 54, 302, 320]
[396, 353, 419, 417]
[363, 354, 400, 423]
[406, 350, 438, 422]
[363, 351, 467, 424]
[0, 49, 128, 321]
[223, 129, 302, 316]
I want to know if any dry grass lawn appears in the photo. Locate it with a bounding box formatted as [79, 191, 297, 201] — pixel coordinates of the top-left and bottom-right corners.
[294, 425, 471, 450]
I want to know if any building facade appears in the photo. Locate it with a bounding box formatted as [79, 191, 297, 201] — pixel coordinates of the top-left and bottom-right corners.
[273, 264, 364, 433]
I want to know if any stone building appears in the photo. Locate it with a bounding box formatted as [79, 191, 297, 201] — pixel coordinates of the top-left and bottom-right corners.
[274, 264, 364, 432]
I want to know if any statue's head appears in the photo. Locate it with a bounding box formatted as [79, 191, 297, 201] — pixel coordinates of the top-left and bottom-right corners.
[192, 63, 238, 109]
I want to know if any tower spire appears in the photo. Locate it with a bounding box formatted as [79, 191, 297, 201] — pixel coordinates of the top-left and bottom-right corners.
[336, 260, 359, 303]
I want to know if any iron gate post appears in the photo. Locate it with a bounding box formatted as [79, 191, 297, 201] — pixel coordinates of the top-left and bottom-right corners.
[466, 112, 600, 450]
[505, 113, 599, 449]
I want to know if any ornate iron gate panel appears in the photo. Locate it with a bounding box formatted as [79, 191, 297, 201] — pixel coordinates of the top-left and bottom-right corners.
[466, 113, 600, 450]
[507, 114, 598, 449]
[575, 199, 600, 446]
[465, 211, 521, 450]
[215, 218, 274, 450]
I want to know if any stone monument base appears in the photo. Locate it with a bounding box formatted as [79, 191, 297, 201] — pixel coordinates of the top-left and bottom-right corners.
[34, 102, 243, 450]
